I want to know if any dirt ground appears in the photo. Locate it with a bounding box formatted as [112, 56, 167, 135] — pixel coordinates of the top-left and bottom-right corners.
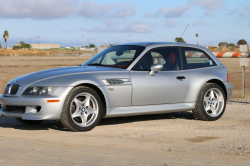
[0, 56, 249, 98]
[0, 56, 250, 165]
[0, 99, 250, 165]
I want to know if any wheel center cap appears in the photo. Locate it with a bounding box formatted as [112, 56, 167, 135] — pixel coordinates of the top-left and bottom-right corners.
[210, 101, 212, 104]
[81, 107, 85, 112]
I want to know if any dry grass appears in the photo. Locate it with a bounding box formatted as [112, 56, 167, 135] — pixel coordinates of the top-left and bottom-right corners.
[0, 56, 249, 98]
[0, 49, 50, 56]
[0, 49, 96, 56]
[208, 47, 250, 52]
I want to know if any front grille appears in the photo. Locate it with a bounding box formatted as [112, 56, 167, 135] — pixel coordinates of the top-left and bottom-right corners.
[4, 84, 10, 94]
[10, 84, 20, 95]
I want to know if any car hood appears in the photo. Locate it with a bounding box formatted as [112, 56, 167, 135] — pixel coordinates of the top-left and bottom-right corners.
[7, 66, 125, 86]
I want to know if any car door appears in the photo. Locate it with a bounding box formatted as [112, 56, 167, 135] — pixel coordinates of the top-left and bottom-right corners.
[130, 47, 189, 106]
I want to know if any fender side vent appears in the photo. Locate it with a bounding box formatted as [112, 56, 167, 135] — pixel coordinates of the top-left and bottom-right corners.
[101, 78, 131, 86]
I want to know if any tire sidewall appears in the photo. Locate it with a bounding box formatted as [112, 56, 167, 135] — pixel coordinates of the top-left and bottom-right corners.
[198, 83, 226, 121]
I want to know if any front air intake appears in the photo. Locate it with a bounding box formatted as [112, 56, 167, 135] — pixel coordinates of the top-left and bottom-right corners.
[10, 84, 20, 95]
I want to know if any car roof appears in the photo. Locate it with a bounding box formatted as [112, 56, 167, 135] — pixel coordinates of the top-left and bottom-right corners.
[119, 42, 204, 49]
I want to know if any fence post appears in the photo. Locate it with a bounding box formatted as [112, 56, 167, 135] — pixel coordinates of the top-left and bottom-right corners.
[240, 45, 248, 98]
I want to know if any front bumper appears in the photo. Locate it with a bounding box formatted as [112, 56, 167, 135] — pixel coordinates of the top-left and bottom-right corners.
[0, 87, 72, 120]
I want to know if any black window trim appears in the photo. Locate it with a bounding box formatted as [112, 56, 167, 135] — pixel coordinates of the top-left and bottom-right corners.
[180, 47, 217, 70]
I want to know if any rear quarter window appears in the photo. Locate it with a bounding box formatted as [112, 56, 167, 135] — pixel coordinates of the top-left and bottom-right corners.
[182, 47, 216, 69]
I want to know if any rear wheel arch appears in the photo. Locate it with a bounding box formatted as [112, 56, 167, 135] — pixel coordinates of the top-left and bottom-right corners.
[206, 79, 227, 100]
[74, 83, 107, 117]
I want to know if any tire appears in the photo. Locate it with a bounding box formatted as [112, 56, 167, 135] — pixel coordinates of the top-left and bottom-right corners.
[60, 86, 103, 132]
[192, 83, 226, 121]
[15, 118, 44, 125]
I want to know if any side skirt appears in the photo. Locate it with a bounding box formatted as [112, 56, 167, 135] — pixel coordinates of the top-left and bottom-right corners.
[105, 102, 196, 118]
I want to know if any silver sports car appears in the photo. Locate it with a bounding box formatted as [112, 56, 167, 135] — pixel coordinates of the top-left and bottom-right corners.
[0, 42, 233, 131]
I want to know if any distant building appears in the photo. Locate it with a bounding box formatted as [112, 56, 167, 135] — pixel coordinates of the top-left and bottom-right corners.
[98, 45, 108, 53]
[205, 45, 219, 49]
[30, 44, 60, 49]
[14, 43, 60, 49]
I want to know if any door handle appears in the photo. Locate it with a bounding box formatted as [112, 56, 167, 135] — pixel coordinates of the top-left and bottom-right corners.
[177, 76, 186, 80]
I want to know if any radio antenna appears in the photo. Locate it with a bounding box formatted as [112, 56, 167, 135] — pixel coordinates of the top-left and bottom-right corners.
[180, 24, 189, 38]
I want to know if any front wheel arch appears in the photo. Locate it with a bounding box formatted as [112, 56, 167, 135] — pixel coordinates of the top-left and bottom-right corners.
[73, 83, 107, 117]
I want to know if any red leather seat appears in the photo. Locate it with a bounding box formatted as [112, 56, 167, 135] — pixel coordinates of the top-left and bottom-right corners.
[165, 52, 178, 71]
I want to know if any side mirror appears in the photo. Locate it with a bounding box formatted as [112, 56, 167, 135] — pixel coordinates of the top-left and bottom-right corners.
[149, 64, 163, 76]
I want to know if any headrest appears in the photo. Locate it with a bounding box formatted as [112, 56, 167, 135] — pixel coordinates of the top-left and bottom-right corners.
[168, 53, 176, 64]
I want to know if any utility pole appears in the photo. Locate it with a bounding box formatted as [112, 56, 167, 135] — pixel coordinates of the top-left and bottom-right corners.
[17, 38, 18, 44]
[153, 38, 155, 42]
[30, 37, 33, 44]
[37, 36, 40, 44]
[117, 37, 119, 45]
[88, 37, 89, 48]
[83, 36, 85, 47]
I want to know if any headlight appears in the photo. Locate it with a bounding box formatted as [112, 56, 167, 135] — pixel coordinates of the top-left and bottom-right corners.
[22, 87, 58, 96]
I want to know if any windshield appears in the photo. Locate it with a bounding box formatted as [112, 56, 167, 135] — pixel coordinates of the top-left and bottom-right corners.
[83, 45, 145, 69]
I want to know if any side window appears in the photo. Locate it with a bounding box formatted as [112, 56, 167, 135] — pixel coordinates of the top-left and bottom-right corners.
[151, 47, 183, 71]
[132, 52, 152, 71]
[132, 47, 183, 71]
[183, 48, 216, 69]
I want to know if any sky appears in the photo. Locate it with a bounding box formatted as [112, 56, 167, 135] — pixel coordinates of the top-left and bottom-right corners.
[0, 0, 249, 47]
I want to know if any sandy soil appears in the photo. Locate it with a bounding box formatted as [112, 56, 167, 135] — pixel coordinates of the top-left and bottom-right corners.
[0, 99, 250, 165]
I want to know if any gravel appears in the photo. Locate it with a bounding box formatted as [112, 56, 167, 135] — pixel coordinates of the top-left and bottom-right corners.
[0, 99, 250, 165]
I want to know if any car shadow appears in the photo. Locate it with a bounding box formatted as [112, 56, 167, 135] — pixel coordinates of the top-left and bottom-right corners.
[0, 116, 68, 132]
[0, 111, 196, 131]
[99, 111, 196, 126]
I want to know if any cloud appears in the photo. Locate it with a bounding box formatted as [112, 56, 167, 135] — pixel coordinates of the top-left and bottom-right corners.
[104, 20, 122, 27]
[0, 0, 78, 19]
[81, 21, 153, 33]
[61, 29, 74, 33]
[189, 0, 224, 10]
[193, 19, 209, 26]
[157, 3, 191, 18]
[0, 0, 135, 19]
[165, 20, 178, 27]
[77, 0, 112, 18]
[144, 12, 153, 18]
[241, 5, 250, 16]
[114, 2, 136, 17]
[204, 11, 214, 17]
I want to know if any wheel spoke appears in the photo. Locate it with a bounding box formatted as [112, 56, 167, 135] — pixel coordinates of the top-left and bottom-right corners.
[80, 113, 88, 126]
[87, 109, 97, 115]
[210, 90, 215, 99]
[211, 105, 217, 115]
[204, 104, 210, 111]
[213, 99, 219, 105]
[74, 98, 84, 110]
[204, 96, 210, 103]
[84, 94, 91, 107]
[72, 109, 82, 118]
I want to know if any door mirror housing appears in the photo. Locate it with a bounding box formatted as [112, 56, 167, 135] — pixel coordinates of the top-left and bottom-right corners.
[149, 64, 163, 76]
